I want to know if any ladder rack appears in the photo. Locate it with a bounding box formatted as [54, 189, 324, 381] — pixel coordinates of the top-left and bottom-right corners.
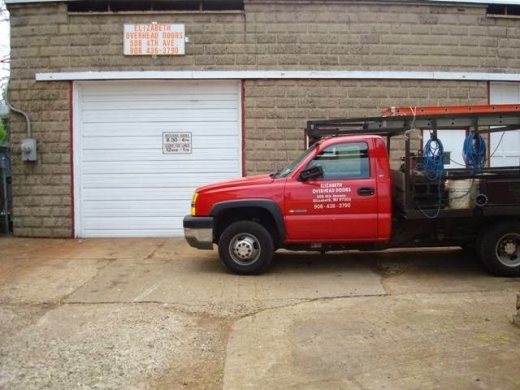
[306, 104, 520, 145]
[306, 104, 520, 219]
[381, 104, 520, 117]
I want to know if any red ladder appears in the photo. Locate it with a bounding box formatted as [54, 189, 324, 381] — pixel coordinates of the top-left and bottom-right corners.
[382, 104, 520, 117]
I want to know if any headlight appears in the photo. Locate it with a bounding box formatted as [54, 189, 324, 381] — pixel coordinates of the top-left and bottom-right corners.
[190, 192, 198, 216]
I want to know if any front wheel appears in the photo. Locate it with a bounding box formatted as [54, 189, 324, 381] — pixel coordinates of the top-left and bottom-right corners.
[218, 221, 274, 275]
[479, 222, 520, 277]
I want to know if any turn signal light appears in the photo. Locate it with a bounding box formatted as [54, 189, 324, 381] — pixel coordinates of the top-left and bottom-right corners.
[190, 193, 198, 216]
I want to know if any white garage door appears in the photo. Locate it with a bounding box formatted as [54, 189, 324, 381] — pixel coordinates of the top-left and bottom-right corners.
[490, 82, 520, 167]
[73, 80, 241, 238]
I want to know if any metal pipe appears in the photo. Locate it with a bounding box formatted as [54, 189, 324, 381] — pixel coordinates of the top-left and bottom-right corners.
[7, 102, 32, 138]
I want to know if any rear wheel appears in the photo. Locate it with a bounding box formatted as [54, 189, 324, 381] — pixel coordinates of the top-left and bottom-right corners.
[479, 222, 520, 277]
[218, 220, 274, 275]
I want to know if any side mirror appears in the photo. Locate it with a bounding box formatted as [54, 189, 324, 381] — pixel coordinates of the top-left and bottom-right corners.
[298, 165, 323, 181]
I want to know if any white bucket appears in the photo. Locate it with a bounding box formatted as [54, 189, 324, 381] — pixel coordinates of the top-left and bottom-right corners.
[448, 179, 479, 209]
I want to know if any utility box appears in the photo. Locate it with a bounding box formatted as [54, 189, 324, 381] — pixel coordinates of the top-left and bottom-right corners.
[21, 138, 37, 161]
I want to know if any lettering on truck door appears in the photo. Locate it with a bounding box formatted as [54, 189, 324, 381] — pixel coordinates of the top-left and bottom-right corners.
[283, 141, 378, 242]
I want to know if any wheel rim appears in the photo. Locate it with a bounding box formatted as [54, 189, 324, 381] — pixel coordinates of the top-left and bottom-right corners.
[495, 232, 520, 268]
[228, 233, 261, 266]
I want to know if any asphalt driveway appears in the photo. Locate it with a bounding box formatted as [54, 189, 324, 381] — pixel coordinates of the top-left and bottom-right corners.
[0, 237, 519, 389]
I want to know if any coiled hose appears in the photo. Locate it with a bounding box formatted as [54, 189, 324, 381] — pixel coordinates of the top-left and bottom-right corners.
[463, 132, 486, 174]
[424, 137, 444, 180]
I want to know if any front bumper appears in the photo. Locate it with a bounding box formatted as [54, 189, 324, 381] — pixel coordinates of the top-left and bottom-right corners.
[183, 215, 214, 250]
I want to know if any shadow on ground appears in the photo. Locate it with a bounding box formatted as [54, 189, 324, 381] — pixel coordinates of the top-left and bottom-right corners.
[264, 247, 485, 277]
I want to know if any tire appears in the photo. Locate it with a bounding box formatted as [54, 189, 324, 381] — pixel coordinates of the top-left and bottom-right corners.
[479, 222, 520, 277]
[218, 220, 274, 275]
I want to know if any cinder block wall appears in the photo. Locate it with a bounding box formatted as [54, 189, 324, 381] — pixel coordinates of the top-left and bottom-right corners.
[244, 79, 488, 174]
[7, 0, 518, 236]
[244, 1, 519, 72]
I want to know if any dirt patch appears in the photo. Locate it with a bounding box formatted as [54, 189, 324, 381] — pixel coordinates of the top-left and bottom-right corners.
[151, 315, 233, 390]
[373, 260, 411, 277]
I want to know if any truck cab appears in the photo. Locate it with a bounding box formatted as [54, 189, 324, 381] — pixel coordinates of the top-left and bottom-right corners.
[184, 134, 392, 274]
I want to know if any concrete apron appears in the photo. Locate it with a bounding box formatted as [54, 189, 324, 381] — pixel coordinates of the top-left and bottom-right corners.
[223, 292, 520, 390]
[1, 238, 520, 390]
[62, 248, 386, 316]
[0, 237, 386, 390]
[222, 251, 520, 390]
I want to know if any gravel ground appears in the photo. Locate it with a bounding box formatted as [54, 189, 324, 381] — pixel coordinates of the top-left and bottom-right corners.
[0, 303, 231, 390]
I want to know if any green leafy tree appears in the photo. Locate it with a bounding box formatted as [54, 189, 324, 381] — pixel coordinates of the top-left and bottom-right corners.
[0, 119, 5, 144]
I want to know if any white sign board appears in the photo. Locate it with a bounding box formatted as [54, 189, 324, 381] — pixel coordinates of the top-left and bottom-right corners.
[163, 132, 192, 154]
[124, 24, 185, 55]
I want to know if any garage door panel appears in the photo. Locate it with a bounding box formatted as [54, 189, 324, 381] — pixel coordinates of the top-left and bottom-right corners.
[82, 136, 238, 150]
[82, 100, 237, 110]
[83, 209, 186, 218]
[84, 217, 183, 229]
[81, 148, 239, 161]
[83, 187, 197, 201]
[82, 93, 237, 103]
[82, 109, 239, 123]
[81, 157, 238, 168]
[82, 173, 233, 188]
[82, 122, 238, 137]
[83, 226, 187, 235]
[82, 229, 183, 238]
[81, 81, 239, 96]
[75, 80, 241, 238]
[83, 211, 188, 220]
[82, 230, 185, 238]
[81, 161, 239, 174]
[84, 201, 189, 216]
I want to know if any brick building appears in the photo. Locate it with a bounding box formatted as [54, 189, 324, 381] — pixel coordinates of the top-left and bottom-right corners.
[5, 0, 520, 238]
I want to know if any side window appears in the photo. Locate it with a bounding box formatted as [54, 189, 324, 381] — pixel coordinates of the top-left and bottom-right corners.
[307, 142, 370, 180]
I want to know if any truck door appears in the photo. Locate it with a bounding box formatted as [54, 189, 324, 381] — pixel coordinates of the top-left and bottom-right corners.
[283, 141, 378, 242]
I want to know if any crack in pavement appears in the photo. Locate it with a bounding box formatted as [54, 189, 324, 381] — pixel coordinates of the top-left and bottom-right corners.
[145, 239, 168, 260]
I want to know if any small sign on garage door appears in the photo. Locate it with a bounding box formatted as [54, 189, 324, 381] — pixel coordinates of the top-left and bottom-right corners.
[163, 132, 192, 154]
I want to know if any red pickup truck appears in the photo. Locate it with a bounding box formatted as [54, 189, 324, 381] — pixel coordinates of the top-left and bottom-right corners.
[183, 105, 520, 276]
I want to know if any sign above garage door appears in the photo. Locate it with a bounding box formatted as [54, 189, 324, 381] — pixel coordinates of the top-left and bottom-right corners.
[123, 23, 185, 56]
[73, 80, 241, 238]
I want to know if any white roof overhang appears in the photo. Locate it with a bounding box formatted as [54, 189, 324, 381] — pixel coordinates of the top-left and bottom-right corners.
[5, 0, 520, 6]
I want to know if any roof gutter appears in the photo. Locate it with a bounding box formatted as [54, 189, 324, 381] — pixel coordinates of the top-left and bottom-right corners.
[35, 70, 520, 82]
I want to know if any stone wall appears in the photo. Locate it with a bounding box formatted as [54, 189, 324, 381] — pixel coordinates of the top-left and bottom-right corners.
[8, 80, 71, 238]
[6, 0, 519, 236]
[244, 1, 520, 72]
[244, 79, 487, 174]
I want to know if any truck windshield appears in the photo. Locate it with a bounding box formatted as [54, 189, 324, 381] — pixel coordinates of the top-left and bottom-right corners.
[273, 143, 318, 178]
